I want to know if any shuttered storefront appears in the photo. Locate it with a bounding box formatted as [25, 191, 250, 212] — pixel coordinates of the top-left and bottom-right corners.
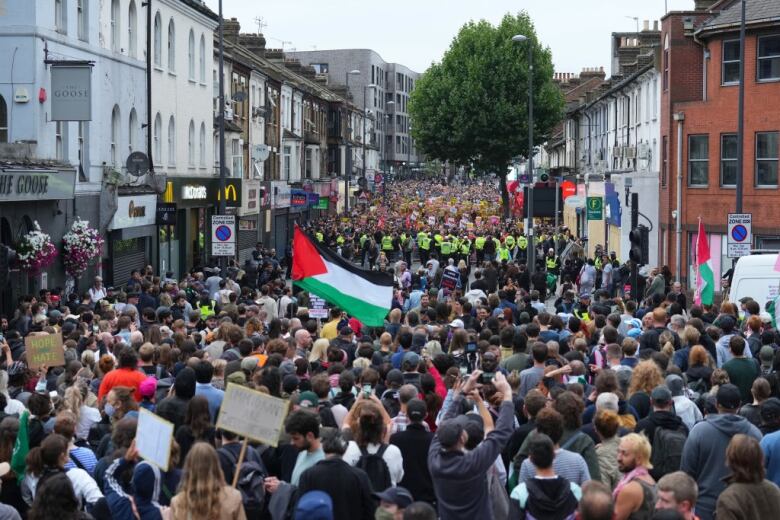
[110, 237, 148, 288]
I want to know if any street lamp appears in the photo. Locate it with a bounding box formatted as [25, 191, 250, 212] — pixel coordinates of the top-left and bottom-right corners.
[344, 69, 360, 214]
[363, 84, 378, 189]
[408, 124, 413, 178]
[512, 33, 536, 274]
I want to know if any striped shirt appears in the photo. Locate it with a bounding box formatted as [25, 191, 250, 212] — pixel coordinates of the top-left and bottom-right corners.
[518, 448, 591, 486]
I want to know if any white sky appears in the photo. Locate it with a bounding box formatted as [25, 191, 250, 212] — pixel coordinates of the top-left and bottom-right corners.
[204, 0, 695, 75]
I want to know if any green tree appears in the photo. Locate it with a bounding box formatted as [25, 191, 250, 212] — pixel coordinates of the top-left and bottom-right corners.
[409, 12, 564, 217]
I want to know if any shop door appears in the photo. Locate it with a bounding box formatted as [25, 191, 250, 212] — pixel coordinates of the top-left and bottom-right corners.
[111, 238, 148, 288]
[274, 214, 288, 260]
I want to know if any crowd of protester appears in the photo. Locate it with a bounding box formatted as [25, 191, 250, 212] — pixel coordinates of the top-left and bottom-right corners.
[0, 181, 778, 520]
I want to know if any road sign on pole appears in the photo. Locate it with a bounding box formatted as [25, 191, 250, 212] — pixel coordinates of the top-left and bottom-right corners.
[727, 213, 752, 258]
[586, 196, 603, 220]
[211, 215, 236, 257]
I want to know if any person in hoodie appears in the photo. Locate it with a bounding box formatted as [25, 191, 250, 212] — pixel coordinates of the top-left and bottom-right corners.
[634, 385, 688, 481]
[428, 370, 514, 520]
[509, 433, 581, 520]
[104, 441, 165, 520]
[680, 383, 762, 520]
[665, 375, 702, 431]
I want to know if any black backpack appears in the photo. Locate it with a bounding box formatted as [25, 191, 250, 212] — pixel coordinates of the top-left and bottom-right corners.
[650, 426, 687, 478]
[355, 444, 392, 492]
[221, 446, 267, 517]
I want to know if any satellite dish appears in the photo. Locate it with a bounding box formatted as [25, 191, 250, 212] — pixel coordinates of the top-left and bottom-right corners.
[125, 151, 150, 177]
[252, 144, 270, 162]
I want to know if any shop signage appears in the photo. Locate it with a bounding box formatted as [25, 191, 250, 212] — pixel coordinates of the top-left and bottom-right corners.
[239, 219, 257, 231]
[272, 181, 291, 209]
[315, 197, 329, 210]
[50, 64, 92, 121]
[168, 178, 242, 207]
[156, 203, 177, 225]
[109, 194, 158, 230]
[586, 196, 603, 220]
[0, 170, 76, 202]
[290, 189, 308, 207]
[307, 193, 319, 206]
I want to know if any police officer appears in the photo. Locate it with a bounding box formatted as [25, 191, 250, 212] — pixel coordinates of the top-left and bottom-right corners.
[419, 232, 432, 266]
[517, 233, 528, 264]
[475, 234, 486, 264]
[545, 248, 560, 277]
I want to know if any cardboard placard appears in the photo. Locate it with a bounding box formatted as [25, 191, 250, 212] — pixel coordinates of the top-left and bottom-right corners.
[136, 409, 174, 471]
[216, 383, 290, 446]
[25, 333, 65, 370]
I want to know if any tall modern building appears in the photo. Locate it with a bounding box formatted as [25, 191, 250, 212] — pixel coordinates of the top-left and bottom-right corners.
[288, 49, 422, 177]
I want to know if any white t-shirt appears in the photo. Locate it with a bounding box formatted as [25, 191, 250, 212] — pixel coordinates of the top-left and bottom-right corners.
[343, 441, 404, 486]
[76, 405, 103, 441]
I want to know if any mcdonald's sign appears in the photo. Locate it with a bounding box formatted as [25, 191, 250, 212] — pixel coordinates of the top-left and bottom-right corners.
[165, 178, 242, 207]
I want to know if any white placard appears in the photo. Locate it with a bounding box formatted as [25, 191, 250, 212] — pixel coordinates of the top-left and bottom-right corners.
[136, 409, 174, 471]
[309, 295, 328, 319]
[216, 383, 290, 446]
[212, 215, 236, 257]
[727, 213, 752, 258]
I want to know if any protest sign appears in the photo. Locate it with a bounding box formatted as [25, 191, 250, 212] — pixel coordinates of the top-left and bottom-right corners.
[217, 383, 290, 446]
[309, 296, 329, 319]
[136, 409, 174, 471]
[25, 333, 65, 370]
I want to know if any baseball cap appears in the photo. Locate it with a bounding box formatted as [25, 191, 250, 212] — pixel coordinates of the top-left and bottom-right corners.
[436, 415, 470, 448]
[665, 375, 685, 397]
[406, 399, 427, 422]
[139, 377, 157, 399]
[372, 486, 413, 509]
[450, 319, 465, 329]
[294, 490, 333, 520]
[627, 328, 642, 339]
[650, 385, 672, 405]
[298, 391, 319, 409]
[386, 369, 404, 387]
[716, 383, 742, 410]
[760, 312, 773, 324]
[402, 351, 420, 369]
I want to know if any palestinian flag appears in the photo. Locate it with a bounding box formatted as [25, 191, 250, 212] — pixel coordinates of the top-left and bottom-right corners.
[292, 225, 393, 326]
[695, 218, 714, 306]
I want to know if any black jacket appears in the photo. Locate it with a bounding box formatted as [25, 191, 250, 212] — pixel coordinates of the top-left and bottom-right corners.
[390, 423, 435, 504]
[297, 458, 376, 520]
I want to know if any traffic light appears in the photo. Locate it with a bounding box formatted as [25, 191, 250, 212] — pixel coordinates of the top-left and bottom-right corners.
[629, 226, 649, 265]
[0, 245, 16, 288]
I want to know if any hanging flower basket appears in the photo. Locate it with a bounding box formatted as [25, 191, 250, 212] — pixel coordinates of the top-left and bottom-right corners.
[62, 218, 104, 279]
[16, 221, 57, 276]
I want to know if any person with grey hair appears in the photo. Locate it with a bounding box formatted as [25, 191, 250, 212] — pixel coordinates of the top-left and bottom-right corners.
[669, 314, 686, 336]
[391, 385, 429, 434]
[297, 428, 376, 520]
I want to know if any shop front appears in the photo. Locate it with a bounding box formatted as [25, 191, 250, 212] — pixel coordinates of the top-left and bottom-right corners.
[106, 193, 158, 287]
[160, 177, 242, 275]
[237, 180, 262, 263]
[270, 181, 292, 256]
[0, 164, 77, 313]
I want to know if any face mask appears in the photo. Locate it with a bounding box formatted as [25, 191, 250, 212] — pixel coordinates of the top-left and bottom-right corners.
[375, 507, 395, 520]
[104, 403, 116, 418]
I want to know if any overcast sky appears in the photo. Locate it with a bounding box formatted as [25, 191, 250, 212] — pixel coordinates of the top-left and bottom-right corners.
[204, 0, 695, 76]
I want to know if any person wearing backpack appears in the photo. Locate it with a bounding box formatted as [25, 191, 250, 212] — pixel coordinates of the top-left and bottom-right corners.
[634, 385, 688, 482]
[217, 429, 268, 520]
[342, 399, 404, 490]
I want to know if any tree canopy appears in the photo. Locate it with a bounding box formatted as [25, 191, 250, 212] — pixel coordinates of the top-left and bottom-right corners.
[409, 12, 564, 213]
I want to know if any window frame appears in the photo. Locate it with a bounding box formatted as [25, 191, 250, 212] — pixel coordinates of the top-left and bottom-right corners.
[167, 19, 176, 73]
[110, 106, 120, 166]
[128, 108, 138, 153]
[128, 1, 137, 58]
[722, 39, 741, 85]
[188, 29, 195, 81]
[77, 0, 87, 41]
[757, 34, 780, 82]
[167, 116, 176, 166]
[153, 13, 162, 67]
[110, 0, 120, 52]
[720, 133, 738, 188]
[153, 113, 162, 165]
[755, 131, 779, 188]
[688, 134, 710, 187]
[187, 120, 195, 166]
[55, 0, 67, 34]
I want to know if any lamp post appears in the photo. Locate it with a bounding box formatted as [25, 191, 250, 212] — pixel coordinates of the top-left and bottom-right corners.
[362, 84, 378, 190]
[408, 124, 413, 178]
[512, 34, 535, 273]
[344, 69, 360, 214]
[216, 0, 227, 271]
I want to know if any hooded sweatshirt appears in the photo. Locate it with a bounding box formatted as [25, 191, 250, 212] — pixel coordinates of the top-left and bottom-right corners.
[105, 459, 163, 520]
[509, 477, 581, 520]
[680, 413, 762, 520]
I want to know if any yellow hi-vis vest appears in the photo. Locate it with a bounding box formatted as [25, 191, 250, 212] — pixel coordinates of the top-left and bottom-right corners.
[546, 256, 557, 270]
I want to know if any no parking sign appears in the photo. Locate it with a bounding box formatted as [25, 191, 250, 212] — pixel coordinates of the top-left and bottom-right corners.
[727, 213, 751, 258]
[212, 215, 236, 257]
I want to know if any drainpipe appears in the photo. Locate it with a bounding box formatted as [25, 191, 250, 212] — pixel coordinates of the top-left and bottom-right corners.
[674, 112, 685, 282]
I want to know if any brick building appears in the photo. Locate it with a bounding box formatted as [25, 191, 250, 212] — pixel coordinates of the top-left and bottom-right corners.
[660, 0, 780, 289]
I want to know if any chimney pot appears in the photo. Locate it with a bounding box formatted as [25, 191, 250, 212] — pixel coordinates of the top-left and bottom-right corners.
[643, 20, 649, 31]
[653, 20, 659, 31]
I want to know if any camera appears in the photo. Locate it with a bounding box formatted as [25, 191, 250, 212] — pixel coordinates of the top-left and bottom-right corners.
[479, 372, 495, 385]
[465, 342, 478, 354]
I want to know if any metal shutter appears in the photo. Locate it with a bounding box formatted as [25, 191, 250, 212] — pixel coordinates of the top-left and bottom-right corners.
[111, 238, 148, 288]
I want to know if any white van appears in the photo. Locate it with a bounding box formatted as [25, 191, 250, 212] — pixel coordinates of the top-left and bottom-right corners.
[728, 253, 780, 309]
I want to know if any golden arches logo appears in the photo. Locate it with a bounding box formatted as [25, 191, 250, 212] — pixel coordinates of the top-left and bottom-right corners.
[217, 184, 238, 202]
